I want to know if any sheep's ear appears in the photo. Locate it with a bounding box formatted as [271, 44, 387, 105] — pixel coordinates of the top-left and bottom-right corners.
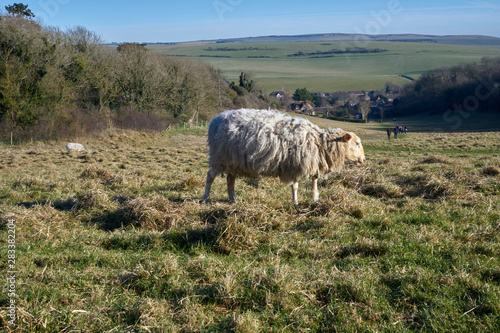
[342, 133, 352, 142]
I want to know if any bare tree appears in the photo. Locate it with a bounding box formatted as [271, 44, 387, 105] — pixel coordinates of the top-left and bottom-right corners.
[358, 100, 372, 123]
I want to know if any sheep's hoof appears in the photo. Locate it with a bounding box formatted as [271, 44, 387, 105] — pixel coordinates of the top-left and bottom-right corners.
[200, 197, 210, 204]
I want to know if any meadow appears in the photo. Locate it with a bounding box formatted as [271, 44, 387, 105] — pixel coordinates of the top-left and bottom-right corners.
[148, 41, 500, 92]
[0, 113, 499, 332]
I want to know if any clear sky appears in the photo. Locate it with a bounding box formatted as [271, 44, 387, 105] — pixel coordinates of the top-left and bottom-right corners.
[21, 0, 500, 42]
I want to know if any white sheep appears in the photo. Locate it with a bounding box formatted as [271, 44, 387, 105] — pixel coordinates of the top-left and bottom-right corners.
[66, 143, 85, 152]
[201, 109, 365, 204]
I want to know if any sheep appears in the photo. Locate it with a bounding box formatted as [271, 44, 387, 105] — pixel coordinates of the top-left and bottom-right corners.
[201, 108, 365, 204]
[66, 143, 85, 152]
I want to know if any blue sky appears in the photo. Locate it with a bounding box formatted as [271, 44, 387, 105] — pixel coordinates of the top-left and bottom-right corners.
[21, 0, 500, 42]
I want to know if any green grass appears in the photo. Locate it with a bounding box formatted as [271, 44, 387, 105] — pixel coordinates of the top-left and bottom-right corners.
[147, 41, 500, 92]
[207, 34, 500, 47]
[1, 119, 499, 332]
[258, 75, 411, 93]
[376, 112, 500, 132]
[291, 110, 500, 135]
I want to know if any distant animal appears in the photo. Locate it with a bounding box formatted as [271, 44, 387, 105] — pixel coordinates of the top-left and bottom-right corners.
[66, 143, 85, 152]
[201, 109, 365, 204]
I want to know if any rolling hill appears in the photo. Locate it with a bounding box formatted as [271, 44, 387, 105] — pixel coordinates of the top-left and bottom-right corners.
[181, 33, 500, 47]
[145, 34, 500, 92]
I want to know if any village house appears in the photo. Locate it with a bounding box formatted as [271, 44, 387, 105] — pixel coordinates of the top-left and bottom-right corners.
[312, 107, 330, 116]
[291, 100, 315, 115]
[348, 91, 369, 101]
[382, 102, 394, 111]
[269, 91, 286, 99]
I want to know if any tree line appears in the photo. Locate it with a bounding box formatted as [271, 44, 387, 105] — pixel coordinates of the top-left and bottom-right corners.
[287, 47, 387, 57]
[205, 46, 276, 51]
[394, 57, 500, 116]
[0, 5, 259, 141]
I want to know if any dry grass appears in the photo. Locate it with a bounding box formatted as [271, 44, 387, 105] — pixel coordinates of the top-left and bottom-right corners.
[419, 154, 452, 164]
[0, 125, 499, 332]
[484, 165, 500, 176]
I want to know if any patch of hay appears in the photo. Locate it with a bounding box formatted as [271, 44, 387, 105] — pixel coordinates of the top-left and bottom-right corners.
[483, 165, 500, 176]
[419, 154, 451, 164]
[81, 165, 123, 185]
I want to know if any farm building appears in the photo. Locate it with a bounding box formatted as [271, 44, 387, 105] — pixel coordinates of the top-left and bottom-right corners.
[291, 100, 316, 115]
[270, 90, 286, 99]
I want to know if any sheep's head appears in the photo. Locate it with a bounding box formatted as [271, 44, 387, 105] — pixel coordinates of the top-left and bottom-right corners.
[343, 132, 365, 164]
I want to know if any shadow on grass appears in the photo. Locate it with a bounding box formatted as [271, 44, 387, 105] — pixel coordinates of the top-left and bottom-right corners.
[162, 227, 228, 254]
[101, 234, 155, 251]
[316, 282, 365, 305]
[199, 208, 229, 224]
[107, 303, 142, 326]
[295, 219, 325, 232]
[205, 315, 238, 332]
[481, 269, 500, 283]
[336, 243, 388, 259]
[162, 208, 233, 254]
[16, 198, 77, 211]
[89, 205, 233, 254]
[88, 208, 133, 231]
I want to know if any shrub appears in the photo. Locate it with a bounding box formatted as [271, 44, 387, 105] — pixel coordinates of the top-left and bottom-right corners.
[0, 14, 242, 141]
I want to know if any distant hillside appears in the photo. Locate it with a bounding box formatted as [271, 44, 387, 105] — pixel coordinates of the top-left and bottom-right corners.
[170, 33, 500, 48]
[148, 38, 500, 92]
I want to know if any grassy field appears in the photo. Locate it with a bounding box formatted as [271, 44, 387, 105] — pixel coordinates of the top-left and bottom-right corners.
[206, 34, 500, 47]
[376, 113, 500, 133]
[1, 114, 499, 332]
[148, 41, 500, 92]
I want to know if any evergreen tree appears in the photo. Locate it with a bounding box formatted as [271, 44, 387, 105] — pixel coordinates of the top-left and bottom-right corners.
[293, 87, 313, 101]
[5, 3, 34, 18]
[238, 72, 254, 92]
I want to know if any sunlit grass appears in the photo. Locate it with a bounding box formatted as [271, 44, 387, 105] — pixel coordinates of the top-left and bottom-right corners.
[148, 41, 500, 91]
[0, 121, 499, 331]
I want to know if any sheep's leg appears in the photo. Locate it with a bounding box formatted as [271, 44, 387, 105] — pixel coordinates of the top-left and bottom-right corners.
[227, 173, 236, 203]
[201, 168, 218, 203]
[291, 182, 299, 205]
[312, 176, 319, 202]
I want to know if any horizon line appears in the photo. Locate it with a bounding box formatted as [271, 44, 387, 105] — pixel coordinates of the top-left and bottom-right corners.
[103, 32, 500, 45]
